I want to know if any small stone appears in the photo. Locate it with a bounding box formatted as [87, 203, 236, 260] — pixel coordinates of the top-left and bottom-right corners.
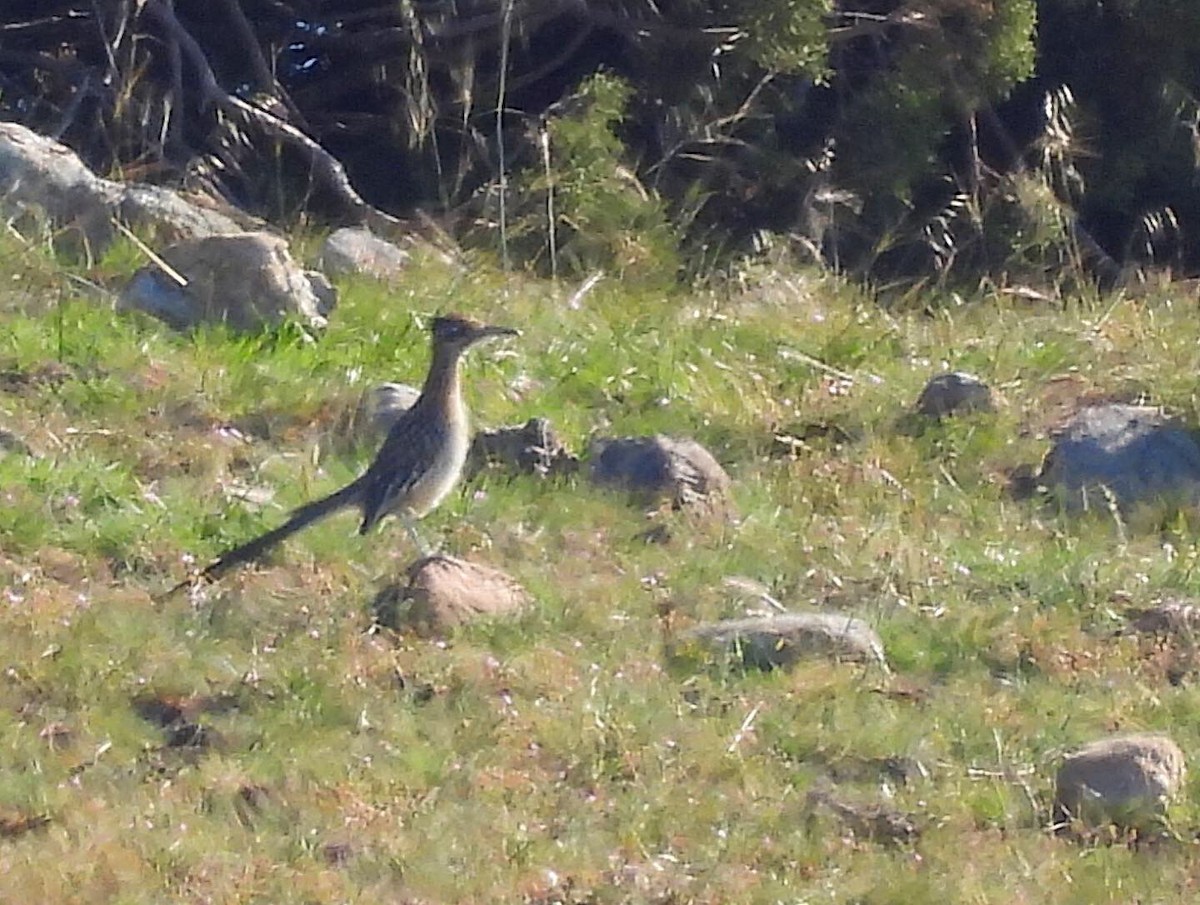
[681, 612, 887, 671]
[1123, 597, 1200, 638]
[0, 427, 32, 458]
[372, 555, 532, 634]
[320, 226, 410, 281]
[467, 417, 578, 479]
[914, 371, 994, 418]
[807, 781, 920, 845]
[590, 435, 731, 513]
[354, 382, 421, 441]
[1054, 732, 1186, 829]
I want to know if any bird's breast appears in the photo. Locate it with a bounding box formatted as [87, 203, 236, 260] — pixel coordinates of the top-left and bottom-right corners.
[403, 395, 470, 517]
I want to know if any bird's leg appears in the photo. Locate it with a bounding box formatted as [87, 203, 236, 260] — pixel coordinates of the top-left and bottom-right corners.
[401, 512, 435, 558]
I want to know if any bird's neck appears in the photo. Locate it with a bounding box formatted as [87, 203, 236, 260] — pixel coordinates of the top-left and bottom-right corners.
[418, 344, 464, 414]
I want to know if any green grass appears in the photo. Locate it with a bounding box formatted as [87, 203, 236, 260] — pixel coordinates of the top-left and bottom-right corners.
[2, 232, 1200, 901]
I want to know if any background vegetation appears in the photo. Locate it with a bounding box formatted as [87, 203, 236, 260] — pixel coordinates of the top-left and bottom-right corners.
[5, 0, 1200, 288]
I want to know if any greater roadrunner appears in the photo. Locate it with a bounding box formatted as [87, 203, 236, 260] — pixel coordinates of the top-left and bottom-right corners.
[169, 314, 517, 591]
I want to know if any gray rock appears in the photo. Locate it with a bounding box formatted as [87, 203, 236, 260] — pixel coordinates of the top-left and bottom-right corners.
[1038, 404, 1200, 514]
[0, 122, 119, 252]
[353, 382, 421, 442]
[682, 612, 887, 671]
[372, 555, 533, 634]
[467, 417, 578, 479]
[806, 781, 920, 845]
[915, 371, 995, 418]
[0, 427, 32, 458]
[590, 435, 731, 512]
[306, 269, 338, 318]
[118, 183, 255, 243]
[0, 122, 250, 254]
[1123, 597, 1200, 639]
[1055, 733, 1186, 829]
[319, 226, 411, 281]
[120, 232, 334, 332]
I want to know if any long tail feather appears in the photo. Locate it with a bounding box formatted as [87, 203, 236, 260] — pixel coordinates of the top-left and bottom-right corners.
[162, 480, 363, 596]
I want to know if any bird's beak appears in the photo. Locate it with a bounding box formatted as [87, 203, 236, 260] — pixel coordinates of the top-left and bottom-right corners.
[477, 324, 520, 340]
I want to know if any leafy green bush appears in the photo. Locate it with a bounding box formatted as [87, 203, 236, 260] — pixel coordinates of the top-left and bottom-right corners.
[500, 74, 681, 285]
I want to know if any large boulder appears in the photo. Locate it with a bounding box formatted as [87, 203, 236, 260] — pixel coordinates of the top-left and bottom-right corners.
[120, 232, 335, 332]
[1038, 404, 1200, 514]
[1054, 733, 1186, 829]
[0, 122, 250, 253]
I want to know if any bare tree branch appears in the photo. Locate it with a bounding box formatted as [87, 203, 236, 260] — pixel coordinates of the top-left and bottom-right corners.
[214, 0, 310, 129]
[141, 0, 457, 254]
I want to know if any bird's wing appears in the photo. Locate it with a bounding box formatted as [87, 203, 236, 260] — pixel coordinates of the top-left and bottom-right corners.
[357, 413, 450, 533]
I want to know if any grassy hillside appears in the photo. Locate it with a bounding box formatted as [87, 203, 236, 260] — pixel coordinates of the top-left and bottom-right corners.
[2, 231, 1200, 902]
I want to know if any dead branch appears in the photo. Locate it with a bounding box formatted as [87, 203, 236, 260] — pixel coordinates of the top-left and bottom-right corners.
[141, 0, 457, 254]
[213, 0, 310, 129]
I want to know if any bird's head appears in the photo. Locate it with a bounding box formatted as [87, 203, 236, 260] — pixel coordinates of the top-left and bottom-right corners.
[431, 314, 519, 351]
